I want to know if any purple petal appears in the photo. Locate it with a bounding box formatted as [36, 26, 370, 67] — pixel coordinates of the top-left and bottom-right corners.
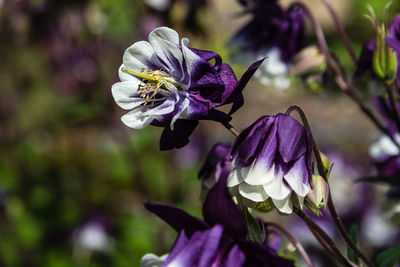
[353, 40, 376, 81]
[276, 113, 308, 163]
[238, 240, 295, 267]
[266, 229, 282, 253]
[190, 48, 223, 69]
[202, 170, 247, 240]
[144, 202, 208, 236]
[385, 37, 400, 54]
[164, 230, 189, 266]
[159, 120, 199, 150]
[223, 245, 246, 267]
[198, 142, 232, 181]
[164, 225, 224, 267]
[228, 58, 265, 114]
[232, 116, 275, 166]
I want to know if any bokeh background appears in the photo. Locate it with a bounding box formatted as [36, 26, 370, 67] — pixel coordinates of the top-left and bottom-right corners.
[0, 0, 399, 266]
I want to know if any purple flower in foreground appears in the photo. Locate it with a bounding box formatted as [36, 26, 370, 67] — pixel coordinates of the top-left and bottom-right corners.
[112, 27, 263, 150]
[229, 1, 306, 88]
[228, 114, 312, 214]
[144, 172, 293, 266]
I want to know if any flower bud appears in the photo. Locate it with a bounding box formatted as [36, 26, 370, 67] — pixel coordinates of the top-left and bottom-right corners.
[289, 46, 326, 76]
[305, 175, 329, 216]
[373, 32, 397, 82]
[320, 151, 333, 178]
[368, 4, 398, 82]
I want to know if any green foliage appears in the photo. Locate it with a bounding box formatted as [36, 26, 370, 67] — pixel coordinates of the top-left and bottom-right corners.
[347, 223, 361, 266]
[376, 244, 400, 267]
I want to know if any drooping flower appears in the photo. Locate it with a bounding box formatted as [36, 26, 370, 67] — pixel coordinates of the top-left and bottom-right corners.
[144, 171, 293, 266]
[228, 113, 312, 214]
[229, 1, 307, 89]
[112, 27, 263, 150]
[198, 142, 232, 197]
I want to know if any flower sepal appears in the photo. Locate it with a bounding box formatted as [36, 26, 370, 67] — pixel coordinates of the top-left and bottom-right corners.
[305, 175, 330, 216]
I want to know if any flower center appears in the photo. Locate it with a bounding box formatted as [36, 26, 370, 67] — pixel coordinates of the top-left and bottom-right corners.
[123, 67, 180, 106]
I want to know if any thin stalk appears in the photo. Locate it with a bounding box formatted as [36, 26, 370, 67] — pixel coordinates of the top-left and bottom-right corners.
[221, 121, 240, 137]
[292, 2, 400, 149]
[320, 0, 358, 63]
[267, 222, 314, 267]
[385, 82, 400, 132]
[286, 105, 376, 267]
[293, 207, 355, 267]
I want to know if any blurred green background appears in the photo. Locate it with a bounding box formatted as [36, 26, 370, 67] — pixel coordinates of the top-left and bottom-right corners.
[0, 0, 398, 266]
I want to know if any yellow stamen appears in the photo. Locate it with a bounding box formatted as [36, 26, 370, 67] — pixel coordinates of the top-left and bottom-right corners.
[122, 67, 180, 105]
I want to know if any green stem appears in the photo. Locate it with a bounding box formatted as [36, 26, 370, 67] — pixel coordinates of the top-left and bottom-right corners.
[293, 207, 356, 267]
[221, 121, 240, 137]
[286, 105, 376, 267]
[267, 222, 314, 267]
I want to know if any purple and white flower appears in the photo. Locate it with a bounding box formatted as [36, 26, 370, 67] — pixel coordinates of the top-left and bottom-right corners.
[198, 142, 232, 195]
[144, 171, 293, 266]
[229, 1, 307, 89]
[228, 114, 312, 214]
[112, 27, 263, 150]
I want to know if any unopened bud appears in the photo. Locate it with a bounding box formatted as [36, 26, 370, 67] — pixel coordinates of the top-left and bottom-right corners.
[373, 33, 397, 82]
[368, 4, 398, 82]
[305, 175, 329, 215]
[289, 46, 326, 76]
[320, 152, 333, 178]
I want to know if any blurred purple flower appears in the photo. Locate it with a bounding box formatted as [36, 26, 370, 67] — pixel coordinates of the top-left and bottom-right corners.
[229, 1, 307, 88]
[112, 27, 263, 150]
[72, 217, 113, 253]
[227, 114, 312, 214]
[353, 40, 376, 81]
[199, 142, 232, 193]
[144, 172, 293, 266]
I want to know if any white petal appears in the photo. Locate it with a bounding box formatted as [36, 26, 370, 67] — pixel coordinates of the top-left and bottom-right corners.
[111, 81, 146, 110]
[149, 36, 184, 75]
[140, 253, 167, 267]
[118, 64, 136, 82]
[297, 195, 305, 210]
[181, 38, 203, 89]
[262, 166, 291, 200]
[148, 27, 179, 46]
[170, 96, 190, 130]
[238, 183, 269, 202]
[123, 41, 159, 72]
[243, 161, 274, 186]
[272, 195, 293, 214]
[227, 169, 243, 187]
[284, 160, 309, 197]
[143, 97, 176, 116]
[121, 108, 153, 129]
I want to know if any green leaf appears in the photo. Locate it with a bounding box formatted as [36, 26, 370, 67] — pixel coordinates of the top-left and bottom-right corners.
[376, 244, 400, 267]
[237, 198, 265, 243]
[347, 223, 360, 266]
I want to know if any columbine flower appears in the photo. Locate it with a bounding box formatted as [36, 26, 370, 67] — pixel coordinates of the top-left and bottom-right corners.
[227, 114, 312, 214]
[144, 172, 293, 267]
[228, 1, 306, 89]
[112, 27, 262, 150]
[198, 142, 232, 197]
[369, 133, 400, 177]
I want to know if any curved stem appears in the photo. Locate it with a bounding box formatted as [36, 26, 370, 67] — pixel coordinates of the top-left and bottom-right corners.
[320, 0, 357, 63]
[221, 121, 240, 137]
[292, 2, 400, 149]
[385, 82, 400, 132]
[286, 105, 376, 267]
[293, 207, 356, 267]
[267, 222, 314, 267]
[326, 194, 376, 267]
